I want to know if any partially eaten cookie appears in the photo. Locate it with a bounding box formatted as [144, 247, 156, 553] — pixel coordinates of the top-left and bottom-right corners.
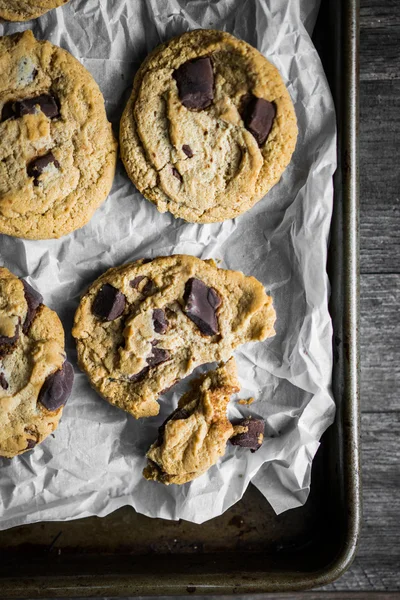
[72, 255, 276, 419]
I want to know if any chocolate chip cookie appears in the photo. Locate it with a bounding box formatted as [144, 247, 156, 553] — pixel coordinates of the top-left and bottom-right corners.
[120, 29, 297, 223]
[0, 0, 69, 21]
[72, 255, 276, 419]
[143, 358, 240, 485]
[0, 267, 74, 458]
[0, 31, 117, 239]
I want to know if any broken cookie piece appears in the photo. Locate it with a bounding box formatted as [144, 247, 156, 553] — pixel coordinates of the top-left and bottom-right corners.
[143, 358, 239, 485]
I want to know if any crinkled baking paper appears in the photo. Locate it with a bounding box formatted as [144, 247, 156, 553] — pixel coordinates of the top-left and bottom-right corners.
[0, 0, 336, 528]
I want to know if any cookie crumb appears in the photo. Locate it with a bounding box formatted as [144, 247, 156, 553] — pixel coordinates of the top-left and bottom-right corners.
[238, 397, 254, 405]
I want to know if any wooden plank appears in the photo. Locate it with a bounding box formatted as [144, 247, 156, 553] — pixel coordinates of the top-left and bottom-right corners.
[360, 80, 400, 274]
[360, 0, 400, 81]
[360, 274, 400, 411]
[320, 412, 400, 592]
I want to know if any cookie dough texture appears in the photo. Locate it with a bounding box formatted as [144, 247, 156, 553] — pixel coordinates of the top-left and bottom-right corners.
[144, 358, 239, 485]
[120, 29, 297, 223]
[0, 267, 68, 458]
[72, 255, 276, 419]
[0, 0, 69, 21]
[0, 31, 117, 239]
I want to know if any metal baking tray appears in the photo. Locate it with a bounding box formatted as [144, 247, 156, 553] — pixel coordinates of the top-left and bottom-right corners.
[0, 0, 360, 594]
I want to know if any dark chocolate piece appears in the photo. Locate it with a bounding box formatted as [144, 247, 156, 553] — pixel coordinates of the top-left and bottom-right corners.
[0, 324, 19, 348]
[26, 439, 37, 449]
[130, 346, 170, 383]
[92, 284, 126, 321]
[242, 95, 276, 146]
[157, 407, 190, 446]
[130, 367, 149, 383]
[153, 309, 168, 334]
[17, 94, 60, 118]
[230, 418, 264, 452]
[27, 152, 60, 185]
[0, 372, 8, 390]
[143, 278, 156, 296]
[182, 144, 193, 158]
[172, 167, 182, 181]
[38, 361, 74, 412]
[21, 279, 43, 333]
[173, 57, 214, 110]
[1, 101, 15, 122]
[146, 346, 170, 368]
[130, 276, 155, 296]
[130, 275, 146, 289]
[183, 278, 221, 336]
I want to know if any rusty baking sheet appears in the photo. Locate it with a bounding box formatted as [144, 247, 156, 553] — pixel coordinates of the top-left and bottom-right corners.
[0, 0, 360, 594]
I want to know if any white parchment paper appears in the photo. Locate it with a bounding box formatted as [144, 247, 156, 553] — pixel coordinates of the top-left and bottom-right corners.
[0, 0, 336, 528]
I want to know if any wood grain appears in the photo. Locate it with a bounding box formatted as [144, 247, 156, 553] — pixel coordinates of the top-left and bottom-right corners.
[360, 81, 400, 274]
[360, 274, 400, 411]
[360, 0, 400, 81]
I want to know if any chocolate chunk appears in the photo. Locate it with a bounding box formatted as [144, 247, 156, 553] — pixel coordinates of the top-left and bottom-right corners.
[1, 94, 59, 123]
[0, 324, 19, 348]
[1, 101, 16, 122]
[230, 418, 264, 452]
[172, 167, 182, 181]
[130, 276, 155, 296]
[130, 346, 170, 383]
[27, 152, 60, 185]
[38, 361, 74, 412]
[26, 439, 37, 449]
[21, 279, 43, 333]
[173, 57, 214, 110]
[153, 309, 168, 334]
[143, 278, 156, 296]
[183, 278, 221, 336]
[130, 367, 149, 383]
[17, 94, 60, 118]
[242, 95, 276, 146]
[147, 346, 170, 368]
[92, 284, 126, 321]
[130, 276, 146, 289]
[157, 407, 190, 446]
[182, 144, 193, 158]
[0, 373, 8, 390]
[141, 258, 153, 264]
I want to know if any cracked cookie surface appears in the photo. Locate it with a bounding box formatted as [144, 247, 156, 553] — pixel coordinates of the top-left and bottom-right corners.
[120, 29, 297, 223]
[0, 31, 117, 239]
[144, 358, 239, 485]
[0, 267, 73, 458]
[72, 255, 276, 419]
[0, 0, 69, 21]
